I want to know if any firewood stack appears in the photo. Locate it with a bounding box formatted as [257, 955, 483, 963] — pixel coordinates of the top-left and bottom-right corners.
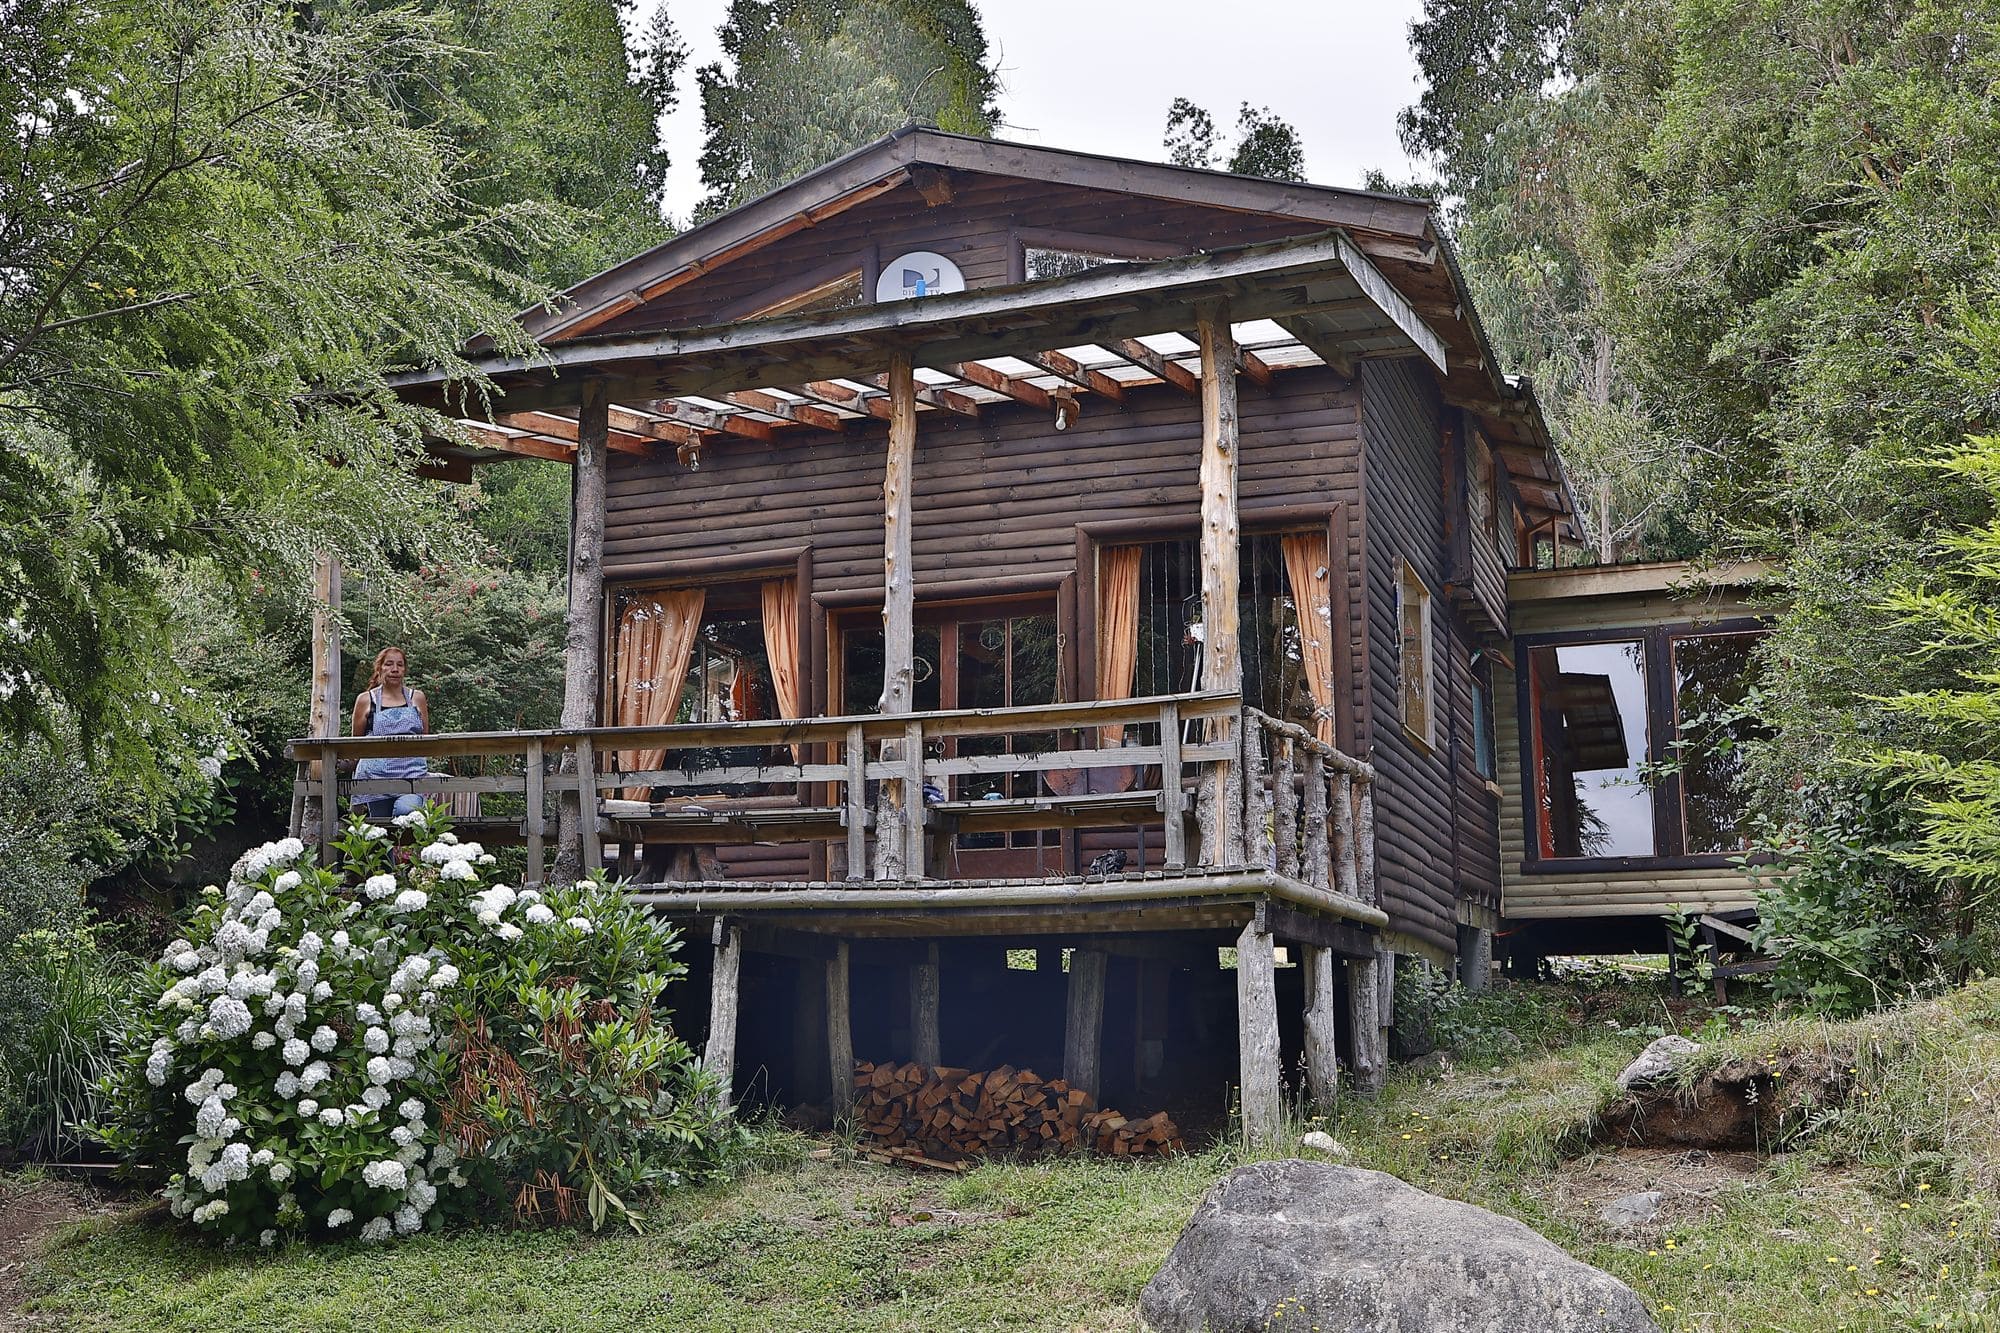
[852, 1061, 1184, 1163]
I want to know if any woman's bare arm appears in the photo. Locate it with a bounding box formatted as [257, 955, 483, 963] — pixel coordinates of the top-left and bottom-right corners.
[413, 688, 430, 733]
[350, 692, 369, 738]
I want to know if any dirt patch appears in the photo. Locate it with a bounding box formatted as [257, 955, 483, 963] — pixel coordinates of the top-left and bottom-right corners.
[0, 1176, 138, 1320]
[1595, 1048, 1854, 1151]
[1560, 1146, 1768, 1226]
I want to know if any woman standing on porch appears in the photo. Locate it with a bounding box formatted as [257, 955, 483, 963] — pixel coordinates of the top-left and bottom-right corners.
[349, 646, 430, 818]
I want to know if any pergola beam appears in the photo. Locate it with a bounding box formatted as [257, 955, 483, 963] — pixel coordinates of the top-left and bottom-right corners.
[725, 389, 848, 433]
[648, 399, 781, 443]
[1111, 339, 1199, 394]
[496, 411, 657, 457]
[869, 373, 983, 418]
[941, 360, 1053, 411]
[1021, 350, 1125, 402]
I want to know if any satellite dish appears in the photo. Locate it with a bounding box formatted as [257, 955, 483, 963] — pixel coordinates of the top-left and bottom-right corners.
[877, 250, 964, 303]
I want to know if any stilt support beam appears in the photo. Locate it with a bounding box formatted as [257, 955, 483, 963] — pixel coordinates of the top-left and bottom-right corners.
[911, 943, 941, 1067]
[1236, 915, 1281, 1147]
[556, 377, 609, 880]
[1064, 947, 1108, 1100]
[827, 940, 854, 1117]
[1303, 944, 1341, 1113]
[703, 922, 743, 1113]
[875, 353, 918, 879]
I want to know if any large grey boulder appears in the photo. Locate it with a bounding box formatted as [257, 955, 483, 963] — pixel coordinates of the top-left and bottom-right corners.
[1616, 1035, 1701, 1090]
[1139, 1160, 1660, 1333]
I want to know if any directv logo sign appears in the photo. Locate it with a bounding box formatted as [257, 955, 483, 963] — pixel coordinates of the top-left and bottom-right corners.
[877, 250, 965, 303]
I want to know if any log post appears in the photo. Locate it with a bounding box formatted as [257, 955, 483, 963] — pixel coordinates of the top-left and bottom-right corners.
[703, 922, 743, 1113]
[1063, 947, 1108, 1101]
[875, 352, 917, 880]
[1159, 700, 1187, 867]
[524, 738, 546, 886]
[1459, 924, 1494, 993]
[1235, 914, 1281, 1147]
[827, 940, 854, 1118]
[1241, 716, 1271, 869]
[1303, 944, 1340, 1113]
[911, 942, 941, 1067]
[1331, 770, 1359, 898]
[1356, 778, 1378, 905]
[1273, 736, 1298, 881]
[1303, 750, 1330, 892]
[1194, 303, 1241, 867]
[301, 554, 342, 849]
[556, 378, 610, 880]
[1347, 947, 1387, 1095]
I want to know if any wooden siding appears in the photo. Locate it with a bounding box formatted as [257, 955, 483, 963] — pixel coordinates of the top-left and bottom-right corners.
[1359, 361, 1500, 956]
[593, 175, 1323, 336]
[1496, 568, 1768, 920]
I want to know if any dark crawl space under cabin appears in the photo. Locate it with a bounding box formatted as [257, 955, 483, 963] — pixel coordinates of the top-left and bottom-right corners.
[288, 128, 1771, 1149]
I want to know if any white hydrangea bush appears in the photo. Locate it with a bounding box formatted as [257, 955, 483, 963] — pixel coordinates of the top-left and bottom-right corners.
[99, 808, 512, 1246]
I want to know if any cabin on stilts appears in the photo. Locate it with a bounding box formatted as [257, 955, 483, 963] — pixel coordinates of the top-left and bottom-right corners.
[287, 129, 1762, 1145]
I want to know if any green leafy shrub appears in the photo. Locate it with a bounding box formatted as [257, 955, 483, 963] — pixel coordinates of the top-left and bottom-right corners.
[0, 930, 129, 1162]
[98, 809, 727, 1245]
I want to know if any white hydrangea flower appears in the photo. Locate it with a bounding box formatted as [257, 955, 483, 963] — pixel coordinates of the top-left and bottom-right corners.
[565, 918, 594, 935]
[145, 1044, 174, 1087]
[252, 1147, 275, 1167]
[363, 873, 398, 901]
[391, 810, 426, 828]
[354, 1002, 382, 1026]
[495, 923, 522, 942]
[192, 1199, 230, 1224]
[270, 1161, 292, 1184]
[363, 1026, 389, 1053]
[394, 1204, 421, 1235]
[317, 1107, 344, 1128]
[194, 1096, 229, 1139]
[311, 980, 332, 1001]
[366, 1056, 393, 1087]
[273, 870, 302, 894]
[516, 889, 541, 905]
[331, 930, 351, 951]
[251, 1031, 276, 1050]
[390, 1126, 415, 1147]
[390, 889, 428, 914]
[362, 1159, 407, 1191]
[204, 994, 253, 1040]
[310, 1025, 338, 1053]
[430, 964, 460, 989]
[476, 909, 500, 927]
[361, 1085, 391, 1110]
[259, 1229, 277, 1248]
[171, 950, 203, 973]
[299, 1059, 331, 1091]
[387, 1057, 415, 1080]
[359, 1216, 393, 1243]
[524, 904, 555, 926]
[437, 860, 476, 882]
[296, 931, 323, 959]
[282, 1037, 309, 1066]
[471, 885, 517, 915]
[297, 1098, 319, 1118]
[408, 1178, 437, 1212]
[398, 1098, 426, 1123]
[274, 1071, 299, 1098]
[361, 823, 388, 841]
[326, 1207, 353, 1227]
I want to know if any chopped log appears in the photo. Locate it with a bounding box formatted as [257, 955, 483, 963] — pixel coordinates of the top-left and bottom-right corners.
[850, 1060, 1182, 1161]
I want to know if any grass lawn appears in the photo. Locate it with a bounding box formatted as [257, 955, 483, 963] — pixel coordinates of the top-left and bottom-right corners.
[17, 977, 2000, 1332]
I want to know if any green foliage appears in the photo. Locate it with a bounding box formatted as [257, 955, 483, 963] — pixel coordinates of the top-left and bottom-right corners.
[696, 0, 999, 215]
[1749, 782, 1963, 1015]
[1162, 99, 1308, 180]
[1664, 907, 1714, 993]
[97, 813, 729, 1245]
[0, 930, 129, 1162]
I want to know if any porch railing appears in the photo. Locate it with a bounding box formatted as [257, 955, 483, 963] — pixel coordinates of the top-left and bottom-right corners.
[284, 690, 1375, 905]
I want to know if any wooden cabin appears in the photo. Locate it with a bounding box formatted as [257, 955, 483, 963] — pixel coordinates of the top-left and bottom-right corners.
[294, 128, 1770, 1142]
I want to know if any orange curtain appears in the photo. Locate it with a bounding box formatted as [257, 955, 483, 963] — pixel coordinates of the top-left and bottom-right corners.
[612, 587, 705, 797]
[1281, 533, 1338, 745]
[761, 577, 802, 758]
[1096, 545, 1142, 744]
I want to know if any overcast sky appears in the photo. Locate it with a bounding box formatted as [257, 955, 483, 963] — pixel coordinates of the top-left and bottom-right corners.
[652, 0, 1433, 222]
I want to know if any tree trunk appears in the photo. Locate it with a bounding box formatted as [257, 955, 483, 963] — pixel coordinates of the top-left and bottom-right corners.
[555, 378, 609, 880]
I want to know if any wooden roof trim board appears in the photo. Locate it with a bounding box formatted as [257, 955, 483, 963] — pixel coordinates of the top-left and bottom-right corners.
[521, 127, 1439, 345]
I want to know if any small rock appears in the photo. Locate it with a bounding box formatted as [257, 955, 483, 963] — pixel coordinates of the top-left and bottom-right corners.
[1617, 1035, 1701, 1090]
[1597, 1190, 1664, 1230]
[1299, 1130, 1347, 1157]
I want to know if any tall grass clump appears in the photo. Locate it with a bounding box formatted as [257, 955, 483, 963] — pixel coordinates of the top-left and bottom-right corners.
[0, 930, 129, 1163]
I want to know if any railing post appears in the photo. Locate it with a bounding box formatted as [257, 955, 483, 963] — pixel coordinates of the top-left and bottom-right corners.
[1356, 777, 1378, 905]
[1273, 734, 1299, 881]
[525, 738, 546, 887]
[903, 718, 926, 881]
[317, 744, 339, 865]
[1159, 701, 1186, 868]
[1331, 769, 1359, 899]
[1241, 713, 1270, 870]
[1303, 749, 1330, 892]
[575, 736, 601, 876]
[844, 723, 867, 882]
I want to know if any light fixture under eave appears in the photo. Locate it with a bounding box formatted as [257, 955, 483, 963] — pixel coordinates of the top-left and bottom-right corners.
[676, 438, 702, 470]
[1052, 387, 1079, 432]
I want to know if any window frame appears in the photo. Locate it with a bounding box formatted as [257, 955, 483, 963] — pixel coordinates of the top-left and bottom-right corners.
[1514, 617, 1766, 875]
[1007, 227, 1193, 285]
[1397, 560, 1436, 751]
[1470, 652, 1497, 783]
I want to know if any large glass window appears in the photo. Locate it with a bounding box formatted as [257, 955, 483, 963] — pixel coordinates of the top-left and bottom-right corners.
[1523, 626, 1765, 863]
[1673, 631, 1763, 854]
[1529, 639, 1654, 858]
[1398, 562, 1435, 747]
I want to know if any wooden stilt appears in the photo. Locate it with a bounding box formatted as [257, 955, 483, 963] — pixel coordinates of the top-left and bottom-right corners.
[1303, 944, 1340, 1112]
[1063, 948, 1108, 1100]
[911, 943, 941, 1067]
[524, 738, 546, 886]
[1347, 948, 1386, 1095]
[703, 922, 743, 1112]
[826, 940, 853, 1116]
[1459, 925, 1493, 993]
[876, 353, 917, 880]
[556, 378, 609, 880]
[1235, 914, 1281, 1147]
[303, 554, 342, 853]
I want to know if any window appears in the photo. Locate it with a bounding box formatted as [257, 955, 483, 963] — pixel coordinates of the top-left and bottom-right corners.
[1522, 625, 1766, 864]
[1012, 229, 1188, 285]
[1025, 248, 1123, 282]
[1471, 656, 1497, 781]
[1468, 432, 1499, 544]
[741, 269, 864, 320]
[1527, 639, 1654, 858]
[1119, 534, 1324, 734]
[1673, 631, 1763, 854]
[1398, 562, 1435, 747]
